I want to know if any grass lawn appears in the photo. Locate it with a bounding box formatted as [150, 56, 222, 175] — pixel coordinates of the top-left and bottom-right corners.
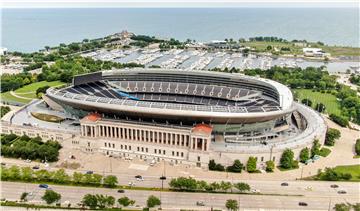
[31, 112, 64, 123]
[244, 41, 303, 55]
[0, 91, 31, 104]
[332, 165, 360, 181]
[244, 41, 360, 57]
[293, 89, 342, 116]
[1, 81, 65, 104]
[319, 147, 331, 157]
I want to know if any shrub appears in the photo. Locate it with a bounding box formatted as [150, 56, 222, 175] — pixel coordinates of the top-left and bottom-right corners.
[233, 182, 250, 192]
[355, 139, 360, 156]
[280, 149, 295, 169]
[299, 147, 310, 163]
[311, 139, 321, 158]
[42, 190, 61, 204]
[208, 159, 225, 171]
[325, 128, 341, 146]
[226, 159, 243, 173]
[265, 160, 275, 172]
[329, 114, 349, 127]
[147, 195, 161, 208]
[301, 98, 313, 107]
[246, 156, 257, 173]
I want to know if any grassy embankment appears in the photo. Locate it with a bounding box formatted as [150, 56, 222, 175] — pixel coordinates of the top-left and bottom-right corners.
[1, 81, 65, 104]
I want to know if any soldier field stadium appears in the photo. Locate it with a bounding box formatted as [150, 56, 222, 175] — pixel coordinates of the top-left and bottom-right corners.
[1, 68, 327, 168]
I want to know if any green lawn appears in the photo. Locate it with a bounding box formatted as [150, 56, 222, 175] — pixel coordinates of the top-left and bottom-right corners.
[1, 81, 65, 104]
[333, 165, 360, 181]
[293, 89, 342, 116]
[244, 41, 360, 57]
[0, 91, 31, 104]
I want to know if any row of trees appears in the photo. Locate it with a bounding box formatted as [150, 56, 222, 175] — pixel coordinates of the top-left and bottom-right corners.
[209, 158, 275, 173]
[1, 134, 61, 162]
[169, 177, 251, 193]
[1, 165, 118, 188]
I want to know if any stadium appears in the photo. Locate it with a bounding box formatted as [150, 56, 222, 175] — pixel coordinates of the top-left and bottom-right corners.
[20, 68, 327, 167]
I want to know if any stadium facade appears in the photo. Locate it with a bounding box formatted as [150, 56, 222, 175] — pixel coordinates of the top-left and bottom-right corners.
[7, 68, 327, 167]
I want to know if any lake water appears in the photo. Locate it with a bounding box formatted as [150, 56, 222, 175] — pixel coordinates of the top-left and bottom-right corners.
[2, 8, 359, 52]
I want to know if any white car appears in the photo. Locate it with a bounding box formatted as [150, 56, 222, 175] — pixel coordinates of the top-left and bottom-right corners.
[251, 189, 261, 193]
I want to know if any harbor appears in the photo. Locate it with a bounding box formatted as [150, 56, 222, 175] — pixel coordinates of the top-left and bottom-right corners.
[81, 48, 360, 73]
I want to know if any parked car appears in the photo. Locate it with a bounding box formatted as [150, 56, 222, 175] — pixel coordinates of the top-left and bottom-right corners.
[298, 202, 308, 206]
[313, 155, 321, 161]
[330, 184, 339, 188]
[196, 201, 205, 206]
[117, 189, 125, 193]
[281, 182, 289, 186]
[32, 166, 40, 170]
[86, 171, 93, 174]
[39, 184, 48, 189]
[337, 190, 347, 194]
[135, 175, 143, 181]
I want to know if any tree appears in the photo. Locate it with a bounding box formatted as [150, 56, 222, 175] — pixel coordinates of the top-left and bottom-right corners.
[234, 182, 250, 192]
[82, 194, 98, 209]
[355, 139, 360, 156]
[299, 147, 310, 163]
[325, 128, 341, 146]
[147, 195, 161, 208]
[311, 139, 321, 158]
[219, 181, 232, 192]
[52, 169, 69, 184]
[246, 156, 257, 173]
[103, 175, 118, 188]
[72, 172, 83, 184]
[227, 159, 243, 173]
[118, 196, 135, 207]
[315, 103, 326, 113]
[265, 160, 275, 172]
[333, 203, 351, 211]
[301, 98, 313, 107]
[21, 167, 33, 181]
[42, 190, 61, 204]
[96, 194, 115, 209]
[225, 199, 239, 211]
[280, 149, 295, 169]
[36, 85, 50, 97]
[20, 192, 29, 202]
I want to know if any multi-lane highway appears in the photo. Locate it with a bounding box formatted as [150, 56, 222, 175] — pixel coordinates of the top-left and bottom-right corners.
[1, 181, 359, 210]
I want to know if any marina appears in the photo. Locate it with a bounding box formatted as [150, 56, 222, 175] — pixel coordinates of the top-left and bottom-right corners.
[81, 48, 360, 73]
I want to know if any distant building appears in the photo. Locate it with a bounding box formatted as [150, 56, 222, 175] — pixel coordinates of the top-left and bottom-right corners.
[206, 40, 241, 49]
[303, 48, 330, 57]
[0, 47, 8, 56]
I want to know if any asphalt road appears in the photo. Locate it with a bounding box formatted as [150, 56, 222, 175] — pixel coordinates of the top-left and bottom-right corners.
[1, 181, 359, 210]
[2, 159, 360, 201]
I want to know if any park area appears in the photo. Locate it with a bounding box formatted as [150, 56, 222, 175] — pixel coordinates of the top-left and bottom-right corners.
[0, 81, 64, 104]
[332, 165, 360, 182]
[293, 89, 342, 116]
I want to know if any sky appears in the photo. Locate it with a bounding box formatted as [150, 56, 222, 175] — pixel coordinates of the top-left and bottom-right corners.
[1, 0, 359, 8]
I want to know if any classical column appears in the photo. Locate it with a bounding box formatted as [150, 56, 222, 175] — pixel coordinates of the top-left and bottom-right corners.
[201, 138, 205, 151]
